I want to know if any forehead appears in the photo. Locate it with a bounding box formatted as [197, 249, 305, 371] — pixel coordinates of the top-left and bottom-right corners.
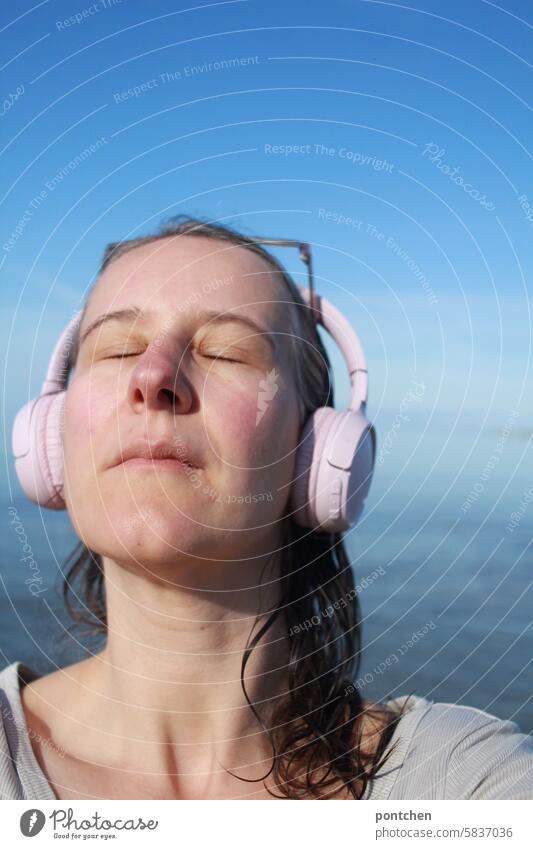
[84, 235, 289, 329]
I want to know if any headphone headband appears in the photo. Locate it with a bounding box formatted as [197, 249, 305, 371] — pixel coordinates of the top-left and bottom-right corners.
[296, 286, 368, 411]
[41, 311, 83, 395]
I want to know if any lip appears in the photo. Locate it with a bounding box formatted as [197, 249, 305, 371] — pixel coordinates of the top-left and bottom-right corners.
[110, 439, 199, 470]
[119, 457, 193, 473]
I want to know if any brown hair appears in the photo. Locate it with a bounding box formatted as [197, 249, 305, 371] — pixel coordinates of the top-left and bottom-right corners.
[63, 214, 409, 799]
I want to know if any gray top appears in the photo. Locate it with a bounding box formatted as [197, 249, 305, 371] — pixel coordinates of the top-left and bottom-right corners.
[1, 661, 532, 800]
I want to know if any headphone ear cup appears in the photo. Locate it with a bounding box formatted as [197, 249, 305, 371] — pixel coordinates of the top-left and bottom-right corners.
[343, 418, 375, 529]
[289, 407, 339, 529]
[290, 407, 376, 532]
[12, 392, 66, 509]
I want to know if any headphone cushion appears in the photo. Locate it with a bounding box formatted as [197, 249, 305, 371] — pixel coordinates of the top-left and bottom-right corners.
[18, 392, 66, 509]
[41, 391, 66, 507]
[290, 406, 339, 528]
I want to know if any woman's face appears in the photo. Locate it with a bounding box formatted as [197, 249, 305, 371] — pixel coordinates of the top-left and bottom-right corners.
[62, 235, 302, 569]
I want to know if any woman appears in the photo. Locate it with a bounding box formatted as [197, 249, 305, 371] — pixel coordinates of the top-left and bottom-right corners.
[2, 216, 532, 800]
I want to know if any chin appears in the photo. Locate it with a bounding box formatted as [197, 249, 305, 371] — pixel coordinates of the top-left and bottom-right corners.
[92, 505, 211, 563]
[71, 498, 206, 565]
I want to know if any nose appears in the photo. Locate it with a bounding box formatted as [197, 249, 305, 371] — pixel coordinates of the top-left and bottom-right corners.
[126, 348, 193, 414]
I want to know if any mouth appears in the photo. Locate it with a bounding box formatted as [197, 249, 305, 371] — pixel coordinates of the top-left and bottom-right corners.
[118, 456, 194, 473]
[111, 439, 199, 472]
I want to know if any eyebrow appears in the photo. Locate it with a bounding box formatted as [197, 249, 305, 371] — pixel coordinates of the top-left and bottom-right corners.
[79, 306, 276, 352]
[79, 307, 142, 345]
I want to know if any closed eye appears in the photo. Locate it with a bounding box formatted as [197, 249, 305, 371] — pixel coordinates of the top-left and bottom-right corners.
[103, 351, 243, 363]
[201, 353, 242, 364]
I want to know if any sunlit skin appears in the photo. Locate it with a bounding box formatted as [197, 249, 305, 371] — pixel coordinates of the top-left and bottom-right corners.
[64, 236, 301, 576]
[21, 235, 311, 799]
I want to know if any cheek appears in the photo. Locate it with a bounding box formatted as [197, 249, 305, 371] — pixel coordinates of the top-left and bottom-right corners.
[62, 378, 124, 533]
[206, 387, 259, 462]
[64, 379, 114, 462]
[204, 376, 298, 468]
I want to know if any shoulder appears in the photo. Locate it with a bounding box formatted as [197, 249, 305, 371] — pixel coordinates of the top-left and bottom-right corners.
[0, 662, 35, 798]
[0, 661, 32, 738]
[383, 697, 533, 800]
[0, 661, 69, 800]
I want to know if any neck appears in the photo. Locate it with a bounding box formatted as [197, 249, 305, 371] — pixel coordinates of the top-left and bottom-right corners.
[71, 547, 290, 796]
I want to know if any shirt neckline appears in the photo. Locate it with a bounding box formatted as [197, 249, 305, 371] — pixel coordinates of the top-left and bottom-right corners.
[3, 661, 432, 801]
[4, 661, 58, 800]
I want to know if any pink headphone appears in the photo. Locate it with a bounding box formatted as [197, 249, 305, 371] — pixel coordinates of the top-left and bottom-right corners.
[11, 287, 376, 532]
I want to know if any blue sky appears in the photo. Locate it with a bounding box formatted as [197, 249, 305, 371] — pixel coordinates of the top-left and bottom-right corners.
[2, 0, 532, 441]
